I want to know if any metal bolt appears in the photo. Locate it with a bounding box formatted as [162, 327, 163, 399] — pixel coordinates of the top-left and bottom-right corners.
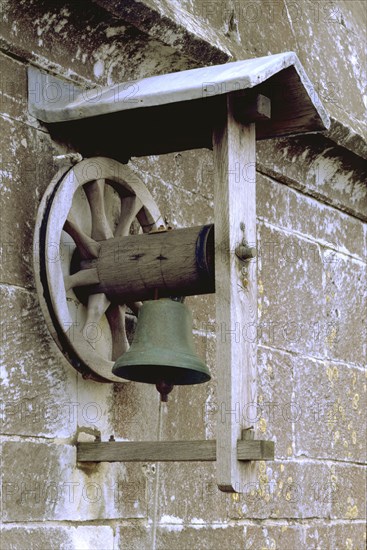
[235, 244, 257, 261]
[53, 153, 83, 165]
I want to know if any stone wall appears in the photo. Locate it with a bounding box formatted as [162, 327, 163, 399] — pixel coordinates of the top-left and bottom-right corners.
[0, 1, 366, 549]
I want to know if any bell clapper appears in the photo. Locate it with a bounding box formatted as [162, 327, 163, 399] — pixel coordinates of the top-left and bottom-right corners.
[156, 380, 174, 402]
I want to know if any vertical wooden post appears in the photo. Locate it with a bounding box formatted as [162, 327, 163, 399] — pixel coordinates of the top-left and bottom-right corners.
[213, 93, 257, 492]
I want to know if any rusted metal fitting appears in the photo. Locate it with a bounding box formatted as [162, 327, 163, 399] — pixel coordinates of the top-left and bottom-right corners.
[235, 244, 257, 261]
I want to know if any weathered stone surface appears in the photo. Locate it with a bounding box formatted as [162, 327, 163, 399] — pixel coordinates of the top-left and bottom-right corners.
[305, 521, 367, 549]
[186, 293, 216, 333]
[258, 223, 324, 357]
[281, 0, 366, 139]
[160, 379, 212, 442]
[155, 460, 342, 522]
[287, 185, 365, 259]
[0, 285, 77, 437]
[0, 1, 200, 86]
[109, 377, 161, 442]
[257, 172, 290, 230]
[257, 137, 367, 222]
[322, 254, 366, 366]
[257, 347, 294, 459]
[258, 169, 365, 257]
[116, 522, 247, 550]
[130, 157, 214, 229]
[1, 441, 146, 521]
[94, 0, 231, 65]
[0, 52, 28, 122]
[294, 358, 366, 462]
[156, 462, 229, 524]
[244, 523, 306, 550]
[115, 520, 367, 549]
[228, 460, 334, 520]
[115, 523, 152, 550]
[0, 116, 56, 290]
[0, 525, 114, 550]
[131, 149, 215, 203]
[330, 463, 366, 520]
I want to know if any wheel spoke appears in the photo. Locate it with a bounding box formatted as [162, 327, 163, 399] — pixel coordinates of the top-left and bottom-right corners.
[84, 179, 114, 241]
[83, 293, 110, 349]
[106, 304, 129, 360]
[64, 216, 100, 259]
[64, 268, 99, 292]
[115, 195, 143, 237]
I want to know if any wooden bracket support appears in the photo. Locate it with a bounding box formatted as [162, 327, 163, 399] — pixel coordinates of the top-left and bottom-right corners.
[30, 53, 331, 493]
[77, 438, 274, 463]
[233, 93, 271, 123]
[213, 93, 259, 492]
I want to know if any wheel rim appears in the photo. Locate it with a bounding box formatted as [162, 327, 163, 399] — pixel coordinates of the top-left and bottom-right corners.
[33, 157, 165, 382]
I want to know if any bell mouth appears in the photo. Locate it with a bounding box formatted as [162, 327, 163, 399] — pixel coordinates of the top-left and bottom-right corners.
[113, 344, 211, 384]
[113, 363, 211, 385]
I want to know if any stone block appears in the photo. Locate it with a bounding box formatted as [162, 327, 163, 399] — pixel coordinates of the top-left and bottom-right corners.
[129, 158, 214, 229]
[305, 522, 366, 550]
[116, 523, 152, 550]
[3, 0, 202, 86]
[116, 522, 246, 550]
[330, 464, 366, 520]
[109, 379, 160, 442]
[322, 254, 366, 366]
[227, 460, 332, 519]
[0, 285, 77, 437]
[0, 53, 28, 122]
[189, 0, 297, 62]
[0, 525, 114, 550]
[155, 524, 245, 550]
[186, 294, 216, 334]
[157, 332, 209, 441]
[283, 0, 366, 127]
[244, 524, 304, 550]
[294, 357, 366, 462]
[257, 223, 324, 357]
[1, 441, 147, 521]
[257, 346, 294, 459]
[156, 462, 229, 524]
[131, 149, 214, 202]
[288, 186, 365, 259]
[257, 173, 290, 229]
[257, 137, 367, 222]
[0, 116, 56, 290]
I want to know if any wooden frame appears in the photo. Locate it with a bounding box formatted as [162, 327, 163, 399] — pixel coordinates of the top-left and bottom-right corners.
[213, 94, 258, 492]
[30, 53, 330, 493]
[77, 438, 274, 463]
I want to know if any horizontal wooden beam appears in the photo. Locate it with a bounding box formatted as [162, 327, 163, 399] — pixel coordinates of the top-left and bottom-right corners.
[74, 224, 215, 302]
[77, 439, 274, 463]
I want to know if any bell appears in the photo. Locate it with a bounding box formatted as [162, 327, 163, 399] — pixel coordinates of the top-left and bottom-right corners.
[112, 299, 211, 400]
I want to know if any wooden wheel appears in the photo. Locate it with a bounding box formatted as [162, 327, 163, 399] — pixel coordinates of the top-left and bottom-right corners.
[33, 157, 165, 382]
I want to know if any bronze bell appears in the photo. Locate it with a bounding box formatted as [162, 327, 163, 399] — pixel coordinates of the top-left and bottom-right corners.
[112, 299, 211, 400]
